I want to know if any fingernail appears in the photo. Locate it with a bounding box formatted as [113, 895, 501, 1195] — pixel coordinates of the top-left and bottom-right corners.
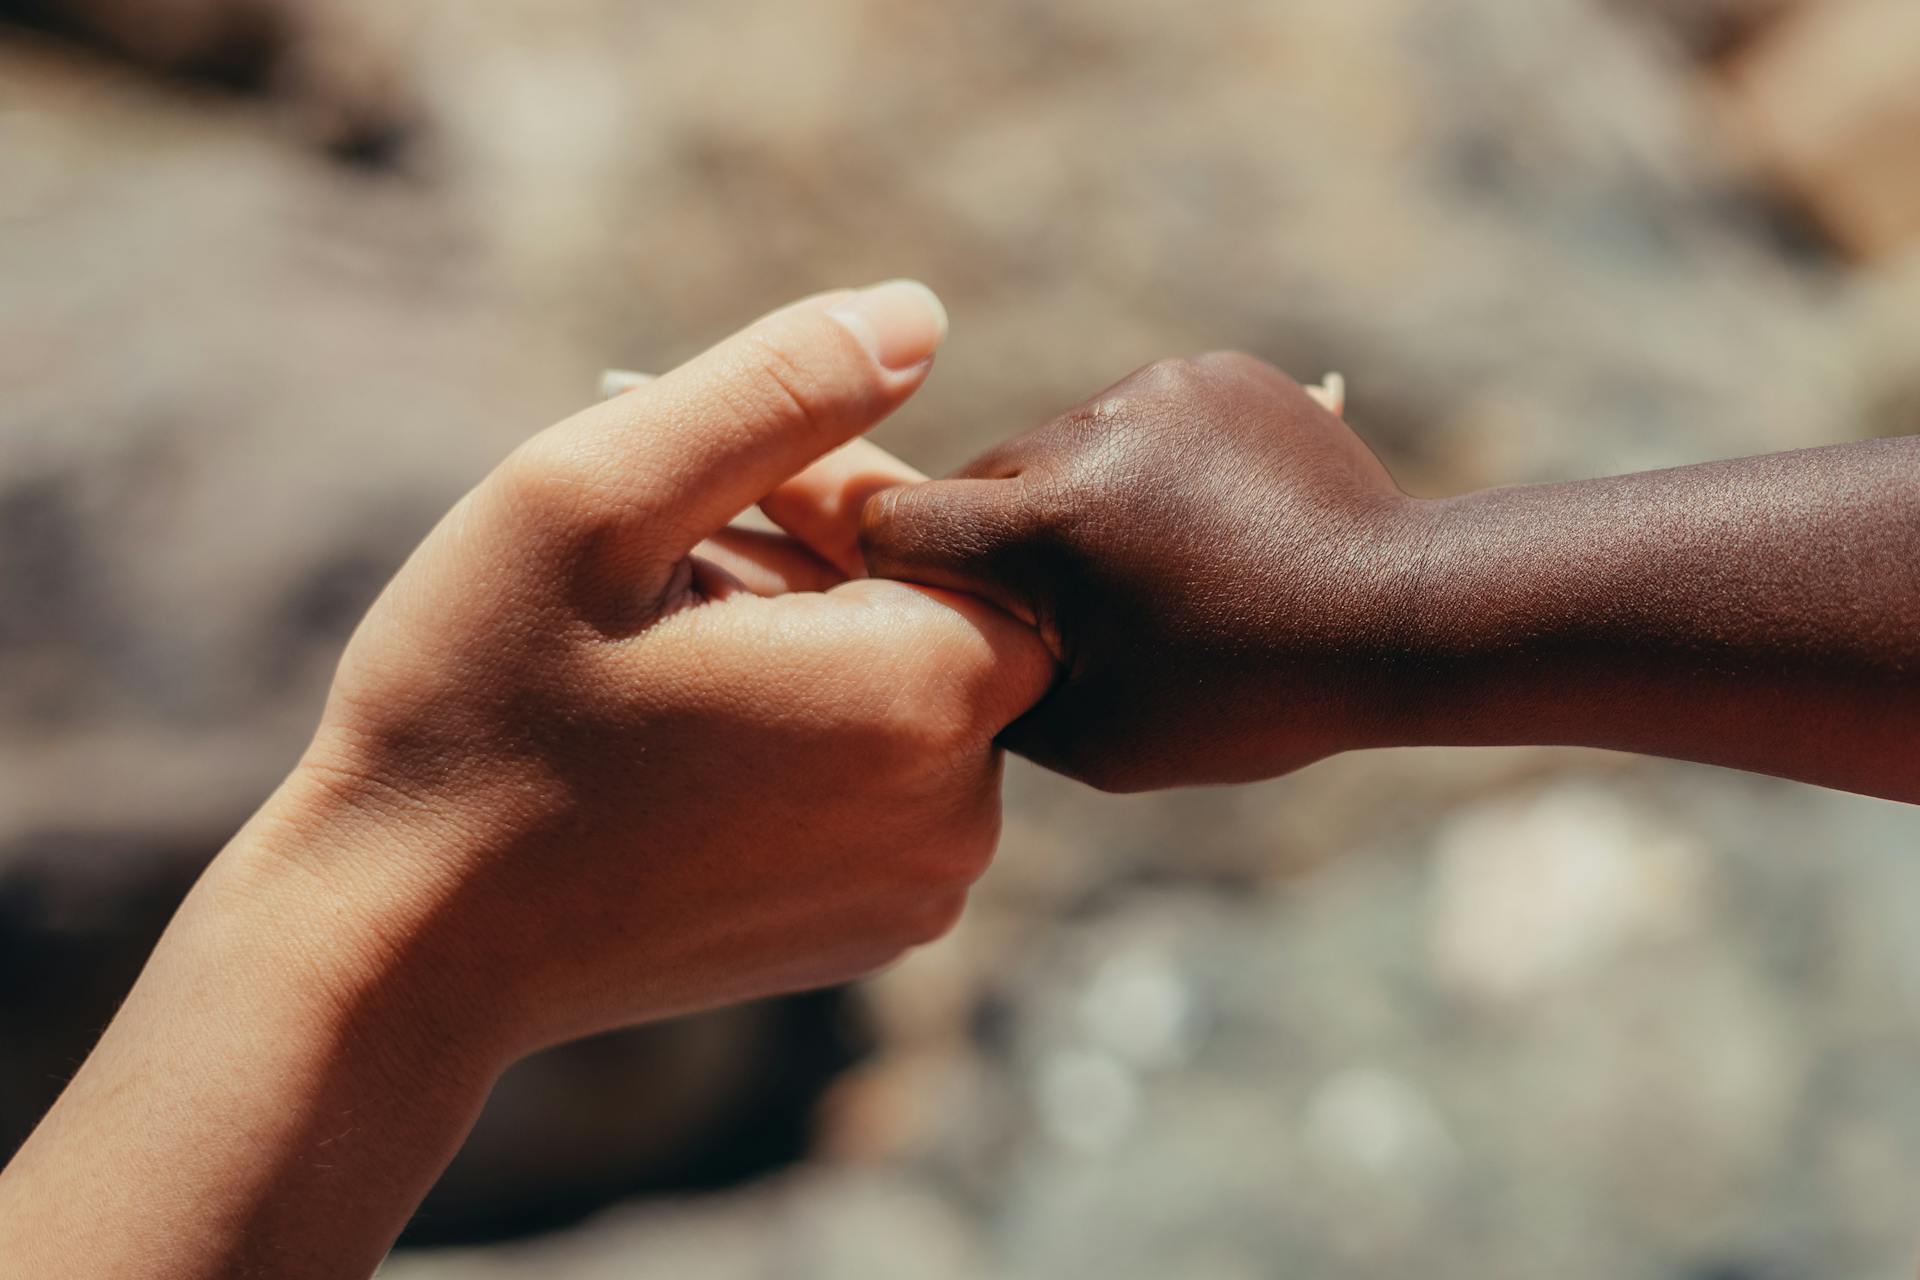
[827, 279, 948, 372]
[599, 368, 653, 398]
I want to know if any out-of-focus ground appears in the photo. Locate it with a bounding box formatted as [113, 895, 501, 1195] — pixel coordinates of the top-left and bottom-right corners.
[3, 0, 1919, 1276]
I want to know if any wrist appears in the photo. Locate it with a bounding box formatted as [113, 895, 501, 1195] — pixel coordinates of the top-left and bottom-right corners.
[1372, 483, 1615, 751]
[205, 770, 521, 1089]
[0, 784, 505, 1279]
[1330, 492, 1482, 755]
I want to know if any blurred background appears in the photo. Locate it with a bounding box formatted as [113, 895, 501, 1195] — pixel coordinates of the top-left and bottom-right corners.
[3, 0, 1920, 1276]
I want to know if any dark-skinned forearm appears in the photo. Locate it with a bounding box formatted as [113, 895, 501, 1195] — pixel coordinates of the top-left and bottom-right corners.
[1394, 436, 1920, 801]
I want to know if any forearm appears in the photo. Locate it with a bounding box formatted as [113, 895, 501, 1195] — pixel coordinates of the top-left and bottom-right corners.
[0, 784, 504, 1279]
[1395, 436, 1920, 800]
[0, 279, 1010, 1275]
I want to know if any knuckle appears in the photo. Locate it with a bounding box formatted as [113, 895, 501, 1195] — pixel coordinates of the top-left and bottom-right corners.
[1015, 469, 1081, 538]
[956, 437, 1034, 482]
[498, 438, 590, 509]
[1191, 349, 1267, 376]
[1124, 351, 1270, 400]
[1126, 354, 1208, 396]
[495, 431, 683, 553]
[1019, 451, 1112, 552]
[731, 331, 846, 441]
[498, 436, 622, 522]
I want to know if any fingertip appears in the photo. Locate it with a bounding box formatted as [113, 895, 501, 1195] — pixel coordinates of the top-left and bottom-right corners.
[853, 478, 1039, 634]
[826, 280, 949, 374]
[854, 482, 908, 573]
[758, 438, 927, 579]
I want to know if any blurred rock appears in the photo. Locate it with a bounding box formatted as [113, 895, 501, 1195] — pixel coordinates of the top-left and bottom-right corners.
[1, 0, 297, 85]
[1076, 943, 1201, 1071]
[0, 826, 868, 1246]
[1722, 0, 1920, 259]
[0, 826, 206, 1163]
[1034, 1047, 1142, 1155]
[5, 0, 1920, 1274]
[1426, 783, 1708, 1005]
[0, 0, 418, 162]
[1299, 1065, 1459, 1259]
[1846, 254, 1920, 448]
[408, 989, 867, 1245]
[386, 1168, 998, 1280]
[1606, 0, 1807, 61]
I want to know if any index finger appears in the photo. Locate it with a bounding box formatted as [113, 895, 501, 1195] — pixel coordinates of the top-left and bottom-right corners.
[760, 438, 928, 578]
[533, 281, 948, 563]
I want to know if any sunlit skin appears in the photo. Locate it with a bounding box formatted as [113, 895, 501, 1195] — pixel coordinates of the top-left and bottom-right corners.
[861, 352, 1920, 800]
[0, 283, 1052, 1279]
[2, 303, 1914, 1280]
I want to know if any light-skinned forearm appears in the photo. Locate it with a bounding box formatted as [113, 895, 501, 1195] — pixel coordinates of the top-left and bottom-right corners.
[0, 780, 506, 1280]
[0, 281, 1039, 1276]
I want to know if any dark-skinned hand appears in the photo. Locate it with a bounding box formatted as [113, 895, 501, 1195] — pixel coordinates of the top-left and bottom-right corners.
[858, 354, 1427, 791]
[860, 353, 1920, 801]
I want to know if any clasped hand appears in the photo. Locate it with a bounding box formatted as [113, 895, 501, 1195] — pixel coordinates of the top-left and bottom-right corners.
[8, 282, 1911, 1280]
[282, 288, 1403, 1066]
[234, 279, 1920, 1065]
[267, 281, 1054, 1062]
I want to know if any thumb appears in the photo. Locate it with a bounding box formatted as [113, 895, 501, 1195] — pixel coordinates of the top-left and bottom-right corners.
[530, 281, 947, 566]
[858, 478, 1047, 637]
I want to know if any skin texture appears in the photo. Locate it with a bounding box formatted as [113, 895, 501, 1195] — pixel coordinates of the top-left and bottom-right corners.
[1, 332, 1911, 1278]
[0, 283, 1052, 1278]
[860, 352, 1920, 800]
